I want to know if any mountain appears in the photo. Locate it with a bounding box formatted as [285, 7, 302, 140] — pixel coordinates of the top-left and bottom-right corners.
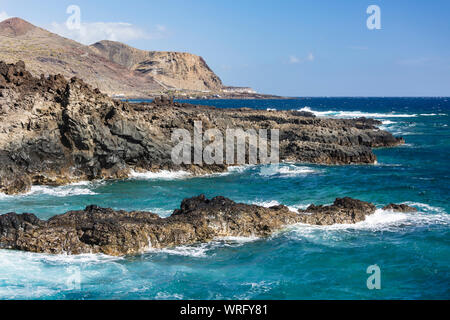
[0, 17, 223, 96]
[90, 40, 223, 91]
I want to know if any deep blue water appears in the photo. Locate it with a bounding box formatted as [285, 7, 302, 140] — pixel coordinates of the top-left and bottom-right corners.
[0, 98, 449, 300]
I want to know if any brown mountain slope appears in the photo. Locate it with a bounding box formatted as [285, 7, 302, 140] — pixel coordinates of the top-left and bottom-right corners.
[0, 17, 163, 96]
[90, 40, 223, 91]
[0, 17, 224, 96]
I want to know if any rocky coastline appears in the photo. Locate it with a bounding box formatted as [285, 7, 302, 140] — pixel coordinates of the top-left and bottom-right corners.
[0, 61, 415, 257]
[0, 195, 417, 256]
[0, 61, 404, 195]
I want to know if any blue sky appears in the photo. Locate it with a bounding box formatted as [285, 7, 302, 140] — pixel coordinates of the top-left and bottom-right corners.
[1, 0, 449, 96]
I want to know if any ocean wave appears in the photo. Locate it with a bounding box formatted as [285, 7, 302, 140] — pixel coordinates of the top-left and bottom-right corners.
[299, 107, 418, 118]
[0, 183, 99, 199]
[287, 204, 311, 212]
[0, 250, 124, 299]
[148, 244, 212, 258]
[258, 164, 319, 177]
[251, 199, 309, 213]
[251, 200, 281, 208]
[142, 207, 174, 217]
[287, 204, 449, 237]
[216, 236, 260, 242]
[29, 185, 98, 197]
[129, 169, 191, 180]
[378, 121, 417, 136]
[147, 236, 261, 258]
[0, 250, 123, 265]
[227, 165, 256, 173]
[202, 165, 253, 177]
[402, 202, 446, 214]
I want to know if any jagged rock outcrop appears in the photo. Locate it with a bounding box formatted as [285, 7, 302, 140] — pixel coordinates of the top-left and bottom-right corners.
[382, 203, 418, 213]
[0, 196, 407, 256]
[0, 61, 404, 195]
[90, 40, 223, 91]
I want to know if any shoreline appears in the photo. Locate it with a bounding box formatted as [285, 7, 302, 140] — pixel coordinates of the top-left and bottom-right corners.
[0, 155, 409, 197]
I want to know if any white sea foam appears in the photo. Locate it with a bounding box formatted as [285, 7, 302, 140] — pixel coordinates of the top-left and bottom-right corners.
[146, 234, 261, 258]
[202, 165, 253, 177]
[251, 200, 310, 213]
[0, 250, 124, 299]
[287, 204, 449, 237]
[299, 107, 418, 118]
[29, 185, 97, 197]
[259, 164, 319, 177]
[0, 183, 98, 199]
[215, 236, 260, 243]
[402, 202, 446, 214]
[147, 243, 212, 258]
[129, 169, 191, 180]
[143, 208, 173, 217]
[251, 200, 281, 208]
[155, 292, 184, 300]
[287, 203, 310, 212]
[0, 250, 122, 265]
[228, 165, 255, 173]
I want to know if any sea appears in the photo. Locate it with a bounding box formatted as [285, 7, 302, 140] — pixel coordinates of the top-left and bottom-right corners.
[0, 97, 449, 300]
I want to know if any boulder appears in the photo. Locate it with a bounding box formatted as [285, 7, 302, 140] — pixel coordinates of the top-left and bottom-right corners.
[382, 203, 418, 213]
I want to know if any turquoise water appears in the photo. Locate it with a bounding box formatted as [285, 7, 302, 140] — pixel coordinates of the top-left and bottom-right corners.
[0, 98, 449, 300]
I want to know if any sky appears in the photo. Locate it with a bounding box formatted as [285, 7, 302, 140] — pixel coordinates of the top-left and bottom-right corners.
[0, 0, 449, 96]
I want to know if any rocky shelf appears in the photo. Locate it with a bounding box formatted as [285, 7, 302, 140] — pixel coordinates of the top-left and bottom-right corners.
[0, 61, 405, 195]
[0, 195, 417, 256]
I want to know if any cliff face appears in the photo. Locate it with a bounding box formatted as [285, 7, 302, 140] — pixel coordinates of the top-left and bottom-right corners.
[90, 40, 223, 91]
[0, 61, 404, 195]
[0, 17, 223, 96]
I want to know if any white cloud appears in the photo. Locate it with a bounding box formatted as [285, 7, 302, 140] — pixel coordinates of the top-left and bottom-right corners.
[0, 11, 10, 22]
[49, 21, 168, 45]
[289, 53, 314, 64]
[289, 55, 300, 64]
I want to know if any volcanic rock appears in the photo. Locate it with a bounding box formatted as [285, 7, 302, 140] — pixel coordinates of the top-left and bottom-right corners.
[0, 61, 404, 194]
[382, 203, 418, 213]
[0, 195, 384, 256]
[297, 197, 377, 225]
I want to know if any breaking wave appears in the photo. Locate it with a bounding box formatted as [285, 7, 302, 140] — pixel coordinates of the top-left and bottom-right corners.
[258, 164, 320, 177]
[129, 170, 191, 180]
[288, 203, 449, 235]
[0, 182, 99, 199]
[147, 236, 260, 258]
[299, 107, 426, 118]
[251, 199, 310, 213]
